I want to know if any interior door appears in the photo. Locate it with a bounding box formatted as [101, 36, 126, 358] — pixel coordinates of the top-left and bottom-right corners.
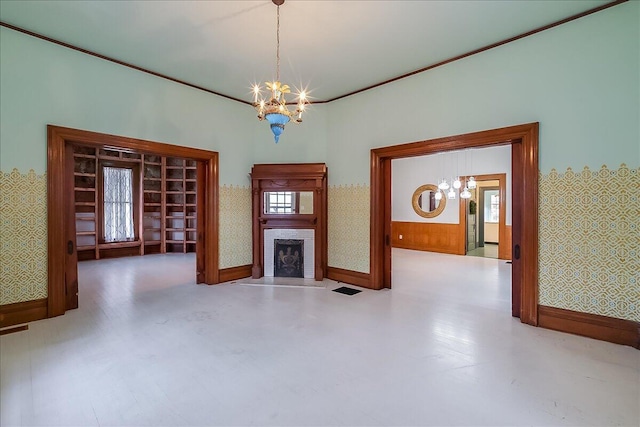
[65, 145, 79, 310]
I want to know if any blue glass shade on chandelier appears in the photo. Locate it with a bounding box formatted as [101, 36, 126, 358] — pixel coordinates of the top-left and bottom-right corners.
[265, 113, 290, 143]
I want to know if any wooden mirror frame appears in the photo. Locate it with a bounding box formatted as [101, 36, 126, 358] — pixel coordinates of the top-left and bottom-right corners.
[411, 184, 446, 218]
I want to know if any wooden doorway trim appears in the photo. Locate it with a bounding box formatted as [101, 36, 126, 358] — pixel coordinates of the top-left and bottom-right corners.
[458, 173, 507, 259]
[47, 125, 219, 318]
[370, 123, 538, 326]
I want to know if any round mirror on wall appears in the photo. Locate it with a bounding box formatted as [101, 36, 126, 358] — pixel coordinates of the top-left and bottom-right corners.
[412, 184, 446, 218]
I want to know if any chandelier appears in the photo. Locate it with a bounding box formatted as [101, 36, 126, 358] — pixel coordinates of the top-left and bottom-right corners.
[434, 176, 474, 201]
[252, 0, 308, 143]
[433, 150, 477, 201]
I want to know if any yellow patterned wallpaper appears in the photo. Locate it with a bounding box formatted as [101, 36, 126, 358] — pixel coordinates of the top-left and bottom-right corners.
[539, 164, 639, 322]
[0, 169, 48, 305]
[328, 185, 370, 273]
[2, 166, 637, 325]
[218, 185, 252, 269]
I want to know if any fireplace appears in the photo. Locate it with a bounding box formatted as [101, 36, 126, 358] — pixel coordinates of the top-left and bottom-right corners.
[250, 163, 327, 280]
[264, 229, 315, 278]
[274, 239, 304, 278]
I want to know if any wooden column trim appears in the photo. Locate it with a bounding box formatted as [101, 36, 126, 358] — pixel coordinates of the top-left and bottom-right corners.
[195, 162, 206, 283]
[251, 184, 262, 278]
[204, 154, 219, 284]
[458, 195, 467, 255]
[47, 127, 66, 318]
[520, 124, 539, 325]
[369, 152, 385, 291]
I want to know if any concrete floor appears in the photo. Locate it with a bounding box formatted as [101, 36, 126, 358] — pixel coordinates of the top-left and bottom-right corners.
[1, 250, 638, 426]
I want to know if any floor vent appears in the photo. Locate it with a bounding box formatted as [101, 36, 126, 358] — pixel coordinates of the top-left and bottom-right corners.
[332, 286, 362, 296]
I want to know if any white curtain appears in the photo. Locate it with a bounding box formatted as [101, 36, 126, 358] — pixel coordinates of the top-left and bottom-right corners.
[103, 167, 134, 242]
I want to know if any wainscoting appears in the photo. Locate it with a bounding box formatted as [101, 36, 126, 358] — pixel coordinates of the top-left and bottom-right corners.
[391, 221, 464, 255]
[392, 221, 512, 260]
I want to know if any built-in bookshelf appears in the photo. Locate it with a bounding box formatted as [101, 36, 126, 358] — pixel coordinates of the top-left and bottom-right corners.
[74, 148, 196, 260]
[165, 157, 197, 254]
[73, 146, 99, 260]
[142, 154, 164, 255]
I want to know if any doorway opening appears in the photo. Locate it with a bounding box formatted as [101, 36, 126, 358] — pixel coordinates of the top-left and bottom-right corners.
[47, 125, 219, 318]
[459, 173, 509, 260]
[468, 185, 499, 258]
[371, 123, 539, 325]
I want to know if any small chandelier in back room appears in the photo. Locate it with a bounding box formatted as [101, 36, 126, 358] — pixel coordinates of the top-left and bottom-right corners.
[434, 150, 475, 201]
[252, 0, 309, 143]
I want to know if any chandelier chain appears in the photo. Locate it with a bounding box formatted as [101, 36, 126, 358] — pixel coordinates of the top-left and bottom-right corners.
[276, 5, 280, 83]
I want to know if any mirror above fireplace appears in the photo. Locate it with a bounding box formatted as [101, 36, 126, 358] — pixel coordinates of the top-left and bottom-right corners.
[263, 191, 314, 214]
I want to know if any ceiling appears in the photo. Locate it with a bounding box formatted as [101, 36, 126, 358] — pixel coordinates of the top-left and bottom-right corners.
[0, 0, 615, 103]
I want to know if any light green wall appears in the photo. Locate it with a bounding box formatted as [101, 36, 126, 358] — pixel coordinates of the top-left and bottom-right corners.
[5, 2, 636, 190]
[0, 26, 254, 185]
[327, 1, 639, 184]
[252, 103, 328, 166]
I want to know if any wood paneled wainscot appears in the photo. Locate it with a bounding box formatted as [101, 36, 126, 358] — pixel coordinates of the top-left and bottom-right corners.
[393, 221, 512, 259]
[391, 221, 465, 255]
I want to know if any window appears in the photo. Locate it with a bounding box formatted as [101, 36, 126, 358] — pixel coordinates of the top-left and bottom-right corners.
[265, 191, 296, 213]
[103, 166, 135, 242]
[489, 193, 500, 223]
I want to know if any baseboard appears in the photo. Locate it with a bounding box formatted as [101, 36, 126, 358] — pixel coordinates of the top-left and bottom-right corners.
[218, 264, 252, 283]
[0, 325, 29, 336]
[0, 298, 48, 328]
[327, 267, 371, 288]
[538, 305, 640, 349]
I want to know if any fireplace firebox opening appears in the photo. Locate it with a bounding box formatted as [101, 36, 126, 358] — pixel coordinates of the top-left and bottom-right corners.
[274, 239, 304, 278]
